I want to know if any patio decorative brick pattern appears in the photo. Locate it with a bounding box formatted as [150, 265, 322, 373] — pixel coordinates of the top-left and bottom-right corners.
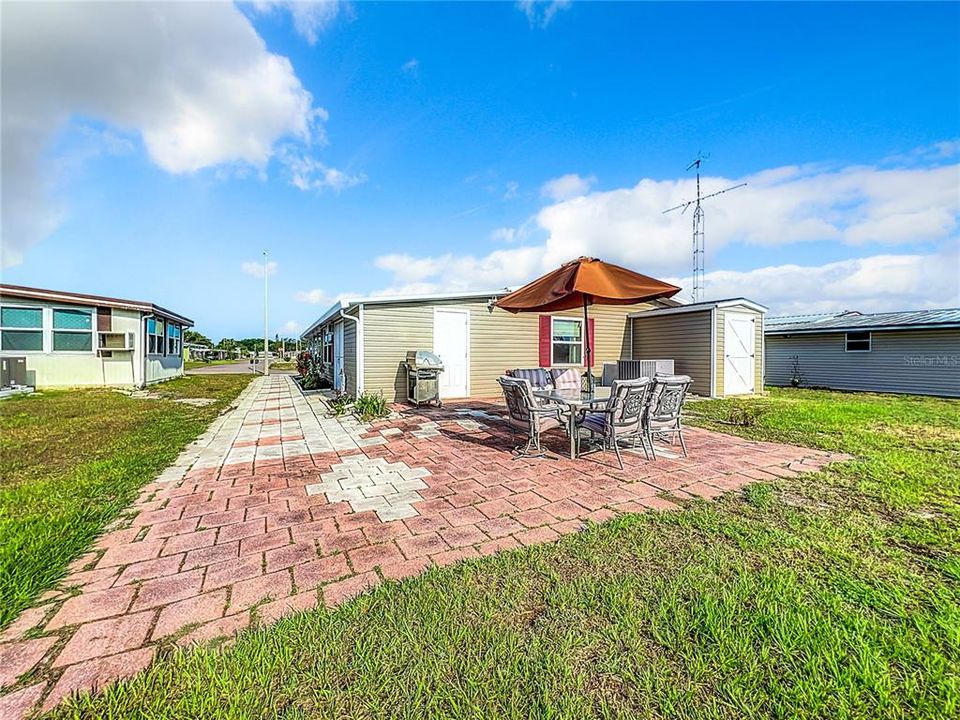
[0, 376, 847, 717]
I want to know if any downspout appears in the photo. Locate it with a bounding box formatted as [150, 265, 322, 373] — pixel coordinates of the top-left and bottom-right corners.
[338, 308, 360, 396]
[141, 313, 154, 389]
[709, 307, 717, 398]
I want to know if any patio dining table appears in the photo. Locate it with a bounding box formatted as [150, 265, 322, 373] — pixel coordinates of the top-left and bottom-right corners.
[533, 386, 610, 459]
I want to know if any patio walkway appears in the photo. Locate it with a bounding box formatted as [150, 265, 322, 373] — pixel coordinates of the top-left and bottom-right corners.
[0, 375, 847, 718]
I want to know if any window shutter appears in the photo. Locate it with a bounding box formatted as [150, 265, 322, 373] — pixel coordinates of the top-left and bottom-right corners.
[587, 318, 596, 367]
[97, 307, 112, 332]
[538, 315, 552, 367]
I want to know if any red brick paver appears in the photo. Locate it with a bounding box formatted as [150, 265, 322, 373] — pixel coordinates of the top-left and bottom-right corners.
[0, 375, 848, 716]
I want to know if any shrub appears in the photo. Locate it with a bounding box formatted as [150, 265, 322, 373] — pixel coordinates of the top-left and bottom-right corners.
[296, 350, 313, 377]
[354, 391, 390, 422]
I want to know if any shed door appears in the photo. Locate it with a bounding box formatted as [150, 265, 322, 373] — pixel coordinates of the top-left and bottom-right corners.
[333, 322, 344, 392]
[724, 312, 755, 395]
[434, 309, 469, 398]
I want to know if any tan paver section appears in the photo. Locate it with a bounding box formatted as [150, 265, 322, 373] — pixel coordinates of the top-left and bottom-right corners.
[0, 375, 848, 717]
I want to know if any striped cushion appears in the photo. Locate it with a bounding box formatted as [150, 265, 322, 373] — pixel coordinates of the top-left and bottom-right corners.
[551, 368, 580, 391]
[508, 368, 552, 390]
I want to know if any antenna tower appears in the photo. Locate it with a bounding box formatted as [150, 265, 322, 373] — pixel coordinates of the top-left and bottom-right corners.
[663, 154, 746, 302]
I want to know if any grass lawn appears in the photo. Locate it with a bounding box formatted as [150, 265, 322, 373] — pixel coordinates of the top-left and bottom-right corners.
[43, 389, 960, 718]
[0, 375, 252, 629]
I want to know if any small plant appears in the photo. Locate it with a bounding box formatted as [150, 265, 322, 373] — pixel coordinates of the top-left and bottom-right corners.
[353, 391, 390, 422]
[328, 394, 353, 417]
[725, 403, 766, 427]
[790, 355, 804, 387]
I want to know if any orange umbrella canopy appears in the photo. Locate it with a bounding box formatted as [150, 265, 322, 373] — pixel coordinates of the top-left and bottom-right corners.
[496, 257, 681, 313]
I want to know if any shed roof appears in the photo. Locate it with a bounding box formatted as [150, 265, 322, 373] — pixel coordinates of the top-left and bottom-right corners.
[765, 308, 960, 335]
[627, 297, 767, 319]
[0, 284, 193, 326]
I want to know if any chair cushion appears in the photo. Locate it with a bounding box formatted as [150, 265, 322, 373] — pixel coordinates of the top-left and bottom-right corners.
[580, 412, 607, 433]
[551, 368, 580, 391]
[509, 368, 552, 390]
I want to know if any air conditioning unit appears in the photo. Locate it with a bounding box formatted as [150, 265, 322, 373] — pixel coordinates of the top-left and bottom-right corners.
[98, 331, 135, 352]
[1, 356, 28, 387]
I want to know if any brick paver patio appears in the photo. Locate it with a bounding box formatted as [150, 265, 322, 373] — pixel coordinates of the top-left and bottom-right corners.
[0, 375, 847, 717]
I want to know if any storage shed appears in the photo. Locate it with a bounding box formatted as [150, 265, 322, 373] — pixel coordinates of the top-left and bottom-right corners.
[628, 298, 767, 397]
[765, 308, 960, 397]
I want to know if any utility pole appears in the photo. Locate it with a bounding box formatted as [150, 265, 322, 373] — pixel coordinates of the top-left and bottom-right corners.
[663, 155, 746, 303]
[263, 250, 270, 376]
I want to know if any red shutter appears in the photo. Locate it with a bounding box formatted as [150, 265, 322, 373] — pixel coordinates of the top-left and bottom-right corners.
[587, 318, 596, 367]
[538, 315, 552, 368]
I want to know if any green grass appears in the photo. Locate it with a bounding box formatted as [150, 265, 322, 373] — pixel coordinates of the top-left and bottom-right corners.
[43, 389, 960, 718]
[0, 375, 252, 628]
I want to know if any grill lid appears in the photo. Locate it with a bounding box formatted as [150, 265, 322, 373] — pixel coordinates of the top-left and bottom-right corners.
[405, 350, 444, 370]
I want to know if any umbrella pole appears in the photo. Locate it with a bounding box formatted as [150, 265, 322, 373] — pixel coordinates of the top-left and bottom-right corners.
[583, 297, 594, 393]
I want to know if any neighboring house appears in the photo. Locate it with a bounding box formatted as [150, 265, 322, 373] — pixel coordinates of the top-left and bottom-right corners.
[0, 284, 193, 388]
[301, 290, 767, 402]
[765, 308, 960, 397]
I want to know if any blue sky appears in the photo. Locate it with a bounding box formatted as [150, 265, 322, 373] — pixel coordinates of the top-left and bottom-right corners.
[2, 1, 958, 339]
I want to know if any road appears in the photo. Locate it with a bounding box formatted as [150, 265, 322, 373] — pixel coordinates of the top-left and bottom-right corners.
[186, 362, 296, 375]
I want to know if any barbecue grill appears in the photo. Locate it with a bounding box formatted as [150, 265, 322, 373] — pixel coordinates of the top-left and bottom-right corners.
[404, 350, 444, 407]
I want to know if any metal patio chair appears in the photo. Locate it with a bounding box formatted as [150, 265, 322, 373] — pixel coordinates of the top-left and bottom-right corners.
[497, 376, 565, 460]
[644, 374, 693, 458]
[575, 377, 654, 469]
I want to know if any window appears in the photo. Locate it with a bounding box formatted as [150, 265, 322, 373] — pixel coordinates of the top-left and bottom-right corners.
[52, 308, 93, 352]
[146, 318, 165, 355]
[845, 331, 871, 352]
[166, 323, 181, 355]
[0, 306, 43, 351]
[551, 317, 582, 365]
[322, 330, 333, 364]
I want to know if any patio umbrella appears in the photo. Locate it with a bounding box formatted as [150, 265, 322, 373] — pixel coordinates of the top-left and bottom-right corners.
[496, 257, 681, 384]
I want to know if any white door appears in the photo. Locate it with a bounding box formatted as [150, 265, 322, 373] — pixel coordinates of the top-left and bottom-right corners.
[434, 309, 469, 398]
[724, 312, 755, 395]
[333, 322, 344, 391]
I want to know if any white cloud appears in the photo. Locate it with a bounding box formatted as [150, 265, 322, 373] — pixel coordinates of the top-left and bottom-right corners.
[242, 260, 279, 278]
[490, 227, 518, 243]
[295, 288, 334, 305]
[689, 249, 960, 315]
[540, 173, 597, 202]
[0, 1, 349, 267]
[370, 152, 959, 314]
[517, 1, 572, 28]
[252, 1, 347, 45]
[280, 320, 303, 335]
[280, 148, 367, 192]
[401, 58, 420, 76]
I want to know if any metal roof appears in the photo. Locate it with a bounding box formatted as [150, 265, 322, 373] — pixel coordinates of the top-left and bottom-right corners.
[765, 308, 960, 334]
[0, 283, 194, 326]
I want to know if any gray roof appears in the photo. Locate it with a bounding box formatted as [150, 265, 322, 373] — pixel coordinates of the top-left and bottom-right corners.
[765, 308, 960, 334]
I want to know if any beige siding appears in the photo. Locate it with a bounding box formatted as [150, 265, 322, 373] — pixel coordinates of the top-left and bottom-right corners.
[362, 299, 652, 402]
[631, 310, 713, 396]
[342, 313, 358, 396]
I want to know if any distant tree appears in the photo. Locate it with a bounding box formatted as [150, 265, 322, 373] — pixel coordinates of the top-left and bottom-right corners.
[184, 329, 213, 347]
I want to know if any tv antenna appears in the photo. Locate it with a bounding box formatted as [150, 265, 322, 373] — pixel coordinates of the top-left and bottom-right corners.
[663, 153, 746, 303]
